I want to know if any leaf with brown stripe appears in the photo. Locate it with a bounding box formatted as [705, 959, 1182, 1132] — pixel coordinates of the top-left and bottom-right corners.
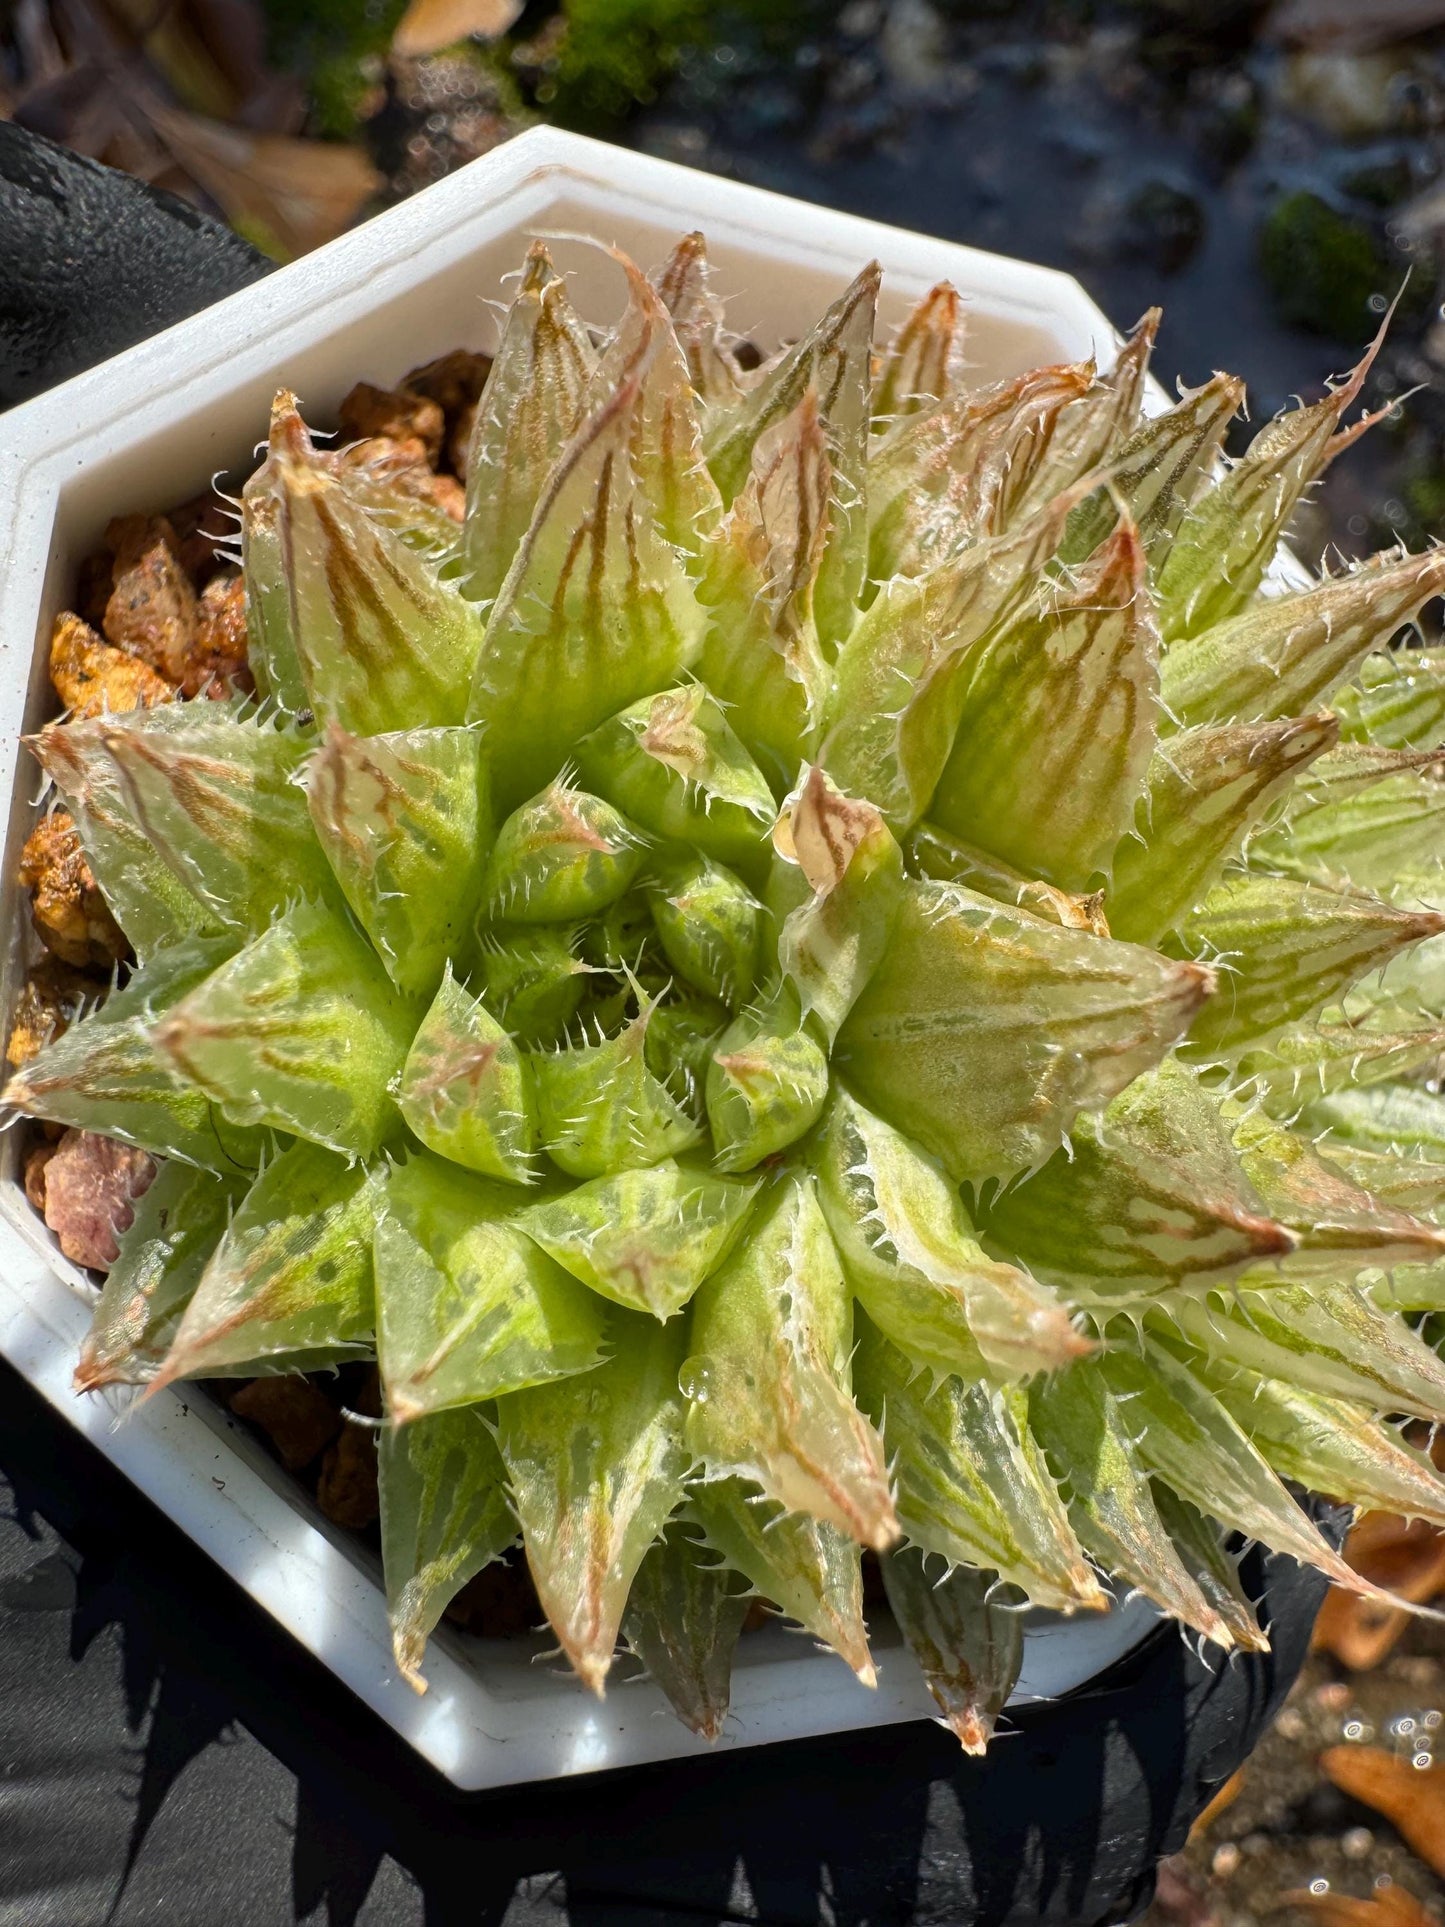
[467, 377, 705, 811]
[872, 280, 968, 425]
[462, 241, 598, 609]
[1158, 315, 1392, 641]
[653, 230, 746, 411]
[1014, 308, 1159, 516]
[272, 398, 488, 734]
[1176, 874, 1445, 1058]
[978, 1060, 1295, 1300]
[496, 1312, 688, 1696]
[1056, 371, 1244, 568]
[835, 879, 1215, 1184]
[589, 248, 722, 560]
[704, 262, 878, 651]
[823, 475, 1097, 832]
[1159, 547, 1445, 729]
[699, 388, 832, 787]
[867, 360, 1093, 580]
[1107, 712, 1339, 945]
[927, 517, 1161, 893]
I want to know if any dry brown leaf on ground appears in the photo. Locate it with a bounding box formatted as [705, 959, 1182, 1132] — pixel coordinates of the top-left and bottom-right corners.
[1266, 0, 1445, 51]
[391, 0, 524, 59]
[1311, 1512, 1445, 1671]
[144, 105, 382, 257]
[1274, 1884, 1437, 1927]
[1319, 1745, 1445, 1879]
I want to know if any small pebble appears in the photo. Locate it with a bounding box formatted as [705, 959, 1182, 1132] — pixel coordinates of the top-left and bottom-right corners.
[1342, 1827, 1374, 1860]
[1212, 1843, 1241, 1878]
[1277, 1707, 1306, 1740]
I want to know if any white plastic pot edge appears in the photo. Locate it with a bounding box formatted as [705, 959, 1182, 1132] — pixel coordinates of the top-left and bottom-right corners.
[0, 125, 1161, 1790]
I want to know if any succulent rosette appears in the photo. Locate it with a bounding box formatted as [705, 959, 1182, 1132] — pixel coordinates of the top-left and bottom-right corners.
[14, 231, 1445, 1750]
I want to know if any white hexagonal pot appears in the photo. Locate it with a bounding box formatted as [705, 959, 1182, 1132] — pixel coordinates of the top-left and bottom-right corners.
[0, 124, 1159, 1790]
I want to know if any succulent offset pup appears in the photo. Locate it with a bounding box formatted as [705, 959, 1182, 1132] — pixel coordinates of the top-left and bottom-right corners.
[12, 231, 1445, 1750]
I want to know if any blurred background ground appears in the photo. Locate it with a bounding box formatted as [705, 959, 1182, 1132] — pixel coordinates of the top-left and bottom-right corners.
[5, 3, 1445, 1923]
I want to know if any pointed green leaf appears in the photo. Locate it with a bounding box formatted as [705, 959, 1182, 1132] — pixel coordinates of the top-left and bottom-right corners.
[393, 965, 536, 1184]
[305, 723, 491, 996]
[379, 1405, 517, 1690]
[872, 280, 967, 423]
[1333, 642, 1445, 749]
[1096, 1333, 1369, 1588]
[76, 1160, 245, 1390]
[1229, 1107, 1445, 1270]
[1108, 712, 1339, 945]
[854, 1319, 1104, 1613]
[691, 1478, 874, 1682]
[242, 396, 308, 710]
[462, 241, 597, 608]
[868, 361, 1092, 580]
[704, 987, 830, 1173]
[647, 850, 762, 1008]
[475, 922, 592, 1048]
[589, 249, 722, 559]
[26, 727, 223, 961]
[1029, 1362, 1235, 1646]
[697, 390, 832, 789]
[482, 779, 646, 925]
[1150, 1483, 1268, 1653]
[1203, 1373, 1445, 1529]
[880, 1548, 1024, 1754]
[1160, 1283, 1445, 1423]
[154, 899, 418, 1159]
[823, 481, 1090, 831]
[520, 1158, 758, 1321]
[653, 231, 745, 410]
[1177, 874, 1445, 1058]
[2, 938, 265, 1170]
[272, 399, 486, 733]
[531, 990, 702, 1177]
[150, 1140, 383, 1385]
[684, 1171, 897, 1550]
[468, 371, 706, 811]
[495, 1312, 687, 1694]
[621, 1520, 751, 1741]
[1057, 372, 1244, 568]
[36, 705, 330, 939]
[979, 1063, 1295, 1300]
[1235, 1019, 1445, 1116]
[928, 518, 1162, 891]
[816, 1089, 1087, 1381]
[1014, 308, 1158, 516]
[705, 262, 878, 651]
[1159, 549, 1445, 730]
[1302, 1080, 1445, 1162]
[773, 765, 904, 1045]
[1252, 764, 1445, 899]
[576, 683, 775, 879]
[376, 1152, 606, 1423]
[1313, 1141, 1445, 1222]
[835, 879, 1214, 1184]
[1158, 331, 1387, 639]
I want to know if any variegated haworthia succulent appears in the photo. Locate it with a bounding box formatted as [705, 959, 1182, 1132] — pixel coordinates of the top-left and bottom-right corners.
[14, 232, 1445, 1751]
